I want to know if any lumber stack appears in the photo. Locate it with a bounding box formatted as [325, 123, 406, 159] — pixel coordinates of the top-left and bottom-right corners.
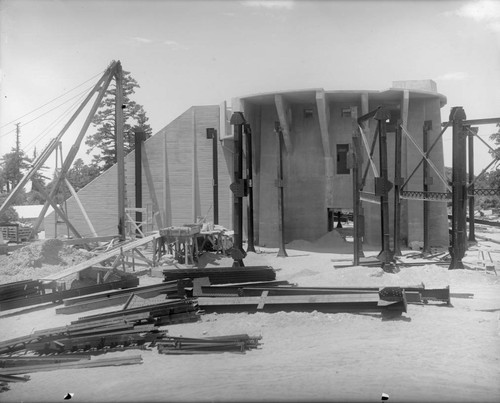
[0, 276, 139, 312]
[157, 334, 262, 354]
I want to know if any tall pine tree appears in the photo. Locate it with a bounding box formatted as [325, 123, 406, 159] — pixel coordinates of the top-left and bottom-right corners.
[85, 67, 152, 172]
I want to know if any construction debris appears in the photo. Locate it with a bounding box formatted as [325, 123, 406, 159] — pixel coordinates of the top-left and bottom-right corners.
[157, 334, 262, 354]
[163, 265, 276, 284]
[0, 355, 143, 376]
[0, 275, 139, 312]
[55, 279, 182, 314]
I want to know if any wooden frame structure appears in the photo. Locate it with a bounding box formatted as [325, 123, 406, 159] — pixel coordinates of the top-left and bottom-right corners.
[0, 61, 127, 241]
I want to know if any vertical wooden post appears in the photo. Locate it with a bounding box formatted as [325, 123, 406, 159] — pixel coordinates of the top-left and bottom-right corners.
[275, 122, 288, 258]
[393, 121, 403, 256]
[423, 120, 432, 254]
[115, 62, 126, 241]
[244, 123, 256, 253]
[229, 112, 247, 267]
[449, 106, 467, 270]
[468, 127, 477, 243]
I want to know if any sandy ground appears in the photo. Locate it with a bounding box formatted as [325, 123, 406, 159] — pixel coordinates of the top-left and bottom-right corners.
[1, 228, 500, 403]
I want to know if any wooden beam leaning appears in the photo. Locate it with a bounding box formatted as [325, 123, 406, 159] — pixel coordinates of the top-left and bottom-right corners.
[115, 61, 126, 241]
[64, 178, 98, 237]
[274, 94, 293, 153]
[350, 106, 364, 264]
[39, 233, 159, 282]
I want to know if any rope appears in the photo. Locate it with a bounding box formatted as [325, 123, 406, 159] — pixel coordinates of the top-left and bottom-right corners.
[0, 70, 104, 129]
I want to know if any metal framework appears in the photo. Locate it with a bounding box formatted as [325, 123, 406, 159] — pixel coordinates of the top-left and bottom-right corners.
[351, 103, 500, 271]
[351, 106, 396, 272]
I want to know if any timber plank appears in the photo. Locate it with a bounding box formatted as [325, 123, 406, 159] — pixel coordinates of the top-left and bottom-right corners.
[39, 233, 159, 282]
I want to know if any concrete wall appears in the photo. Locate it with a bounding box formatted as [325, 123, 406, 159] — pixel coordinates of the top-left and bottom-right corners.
[46, 105, 232, 238]
[238, 88, 448, 249]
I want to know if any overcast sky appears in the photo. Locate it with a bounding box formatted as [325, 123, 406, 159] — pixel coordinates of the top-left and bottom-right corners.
[1, 0, 499, 172]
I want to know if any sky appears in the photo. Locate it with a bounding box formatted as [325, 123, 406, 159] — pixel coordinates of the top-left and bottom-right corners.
[0, 0, 499, 174]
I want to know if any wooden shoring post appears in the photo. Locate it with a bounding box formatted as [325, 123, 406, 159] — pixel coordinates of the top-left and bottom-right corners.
[468, 127, 477, 243]
[449, 106, 468, 270]
[374, 108, 395, 272]
[393, 121, 403, 256]
[1, 63, 117, 226]
[275, 122, 288, 258]
[32, 182, 86, 241]
[244, 123, 256, 253]
[141, 146, 164, 230]
[64, 178, 98, 238]
[423, 120, 432, 255]
[229, 112, 247, 267]
[30, 64, 117, 238]
[134, 129, 145, 237]
[115, 62, 126, 242]
[350, 107, 364, 264]
[206, 128, 219, 225]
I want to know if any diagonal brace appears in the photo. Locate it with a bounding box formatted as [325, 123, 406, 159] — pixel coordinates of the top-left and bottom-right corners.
[401, 126, 451, 192]
[358, 124, 380, 183]
[401, 122, 450, 191]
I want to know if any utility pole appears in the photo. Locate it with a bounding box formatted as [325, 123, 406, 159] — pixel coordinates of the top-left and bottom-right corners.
[15, 123, 21, 188]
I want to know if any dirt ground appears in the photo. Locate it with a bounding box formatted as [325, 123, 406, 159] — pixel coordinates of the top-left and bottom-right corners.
[0, 229, 499, 403]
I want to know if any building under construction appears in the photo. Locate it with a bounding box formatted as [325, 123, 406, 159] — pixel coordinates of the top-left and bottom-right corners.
[44, 79, 449, 249]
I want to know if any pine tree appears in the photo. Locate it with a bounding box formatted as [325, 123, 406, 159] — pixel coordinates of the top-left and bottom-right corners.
[85, 69, 153, 172]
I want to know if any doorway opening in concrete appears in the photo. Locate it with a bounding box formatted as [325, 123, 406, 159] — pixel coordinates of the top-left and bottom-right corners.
[328, 208, 354, 242]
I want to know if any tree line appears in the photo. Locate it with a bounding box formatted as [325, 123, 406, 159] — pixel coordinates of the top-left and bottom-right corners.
[0, 69, 152, 222]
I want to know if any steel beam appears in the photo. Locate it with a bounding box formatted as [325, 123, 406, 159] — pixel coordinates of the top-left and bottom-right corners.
[449, 107, 468, 270]
[423, 121, 432, 254]
[374, 108, 395, 271]
[275, 122, 288, 257]
[229, 112, 247, 267]
[393, 122, 403, 256]
[244, 123, 256, 252]
[351, 106, 365, 263]
[468, 127, 477, 242]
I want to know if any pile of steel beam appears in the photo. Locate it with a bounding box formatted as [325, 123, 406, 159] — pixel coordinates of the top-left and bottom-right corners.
[55, 279, 182, 314]
[163, 266, 276, 284]
[157, 334, 262, 355]
[190, 277, 456, 314]
[74, 298, 201, 327]
[0, 354, 143, 388]
[0, 299, 200, 356]
[0, 276, 139, 312]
